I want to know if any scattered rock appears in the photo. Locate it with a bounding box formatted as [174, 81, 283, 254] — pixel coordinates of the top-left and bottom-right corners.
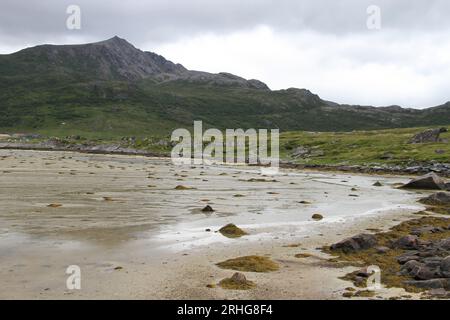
[312, 214, 323, 221]
[218, 272, 255, 290]
[400, 173, 447, 190]
[409, 128, 448, 144]
[419, 192, 450, 206]
[375, 246, 390, 254]
[47, 203, 62, 208]
[404, 279, 449, 290]
[330, 234, 377, 253]
[392, 235, 420, 250]
[373, 181, 383, 187]
[201, 205, 214, 212]
[440, 256, 450, 278]
[219, 224, 248, 238]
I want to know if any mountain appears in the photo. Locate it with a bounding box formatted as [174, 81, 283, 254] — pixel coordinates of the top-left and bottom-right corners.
[0, 36, 449, 138]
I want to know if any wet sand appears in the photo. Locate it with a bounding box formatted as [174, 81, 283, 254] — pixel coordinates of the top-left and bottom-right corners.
[0, 150, 428, 299]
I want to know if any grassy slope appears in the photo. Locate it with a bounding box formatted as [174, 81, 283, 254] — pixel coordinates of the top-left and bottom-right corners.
[280, 126, 450, 166]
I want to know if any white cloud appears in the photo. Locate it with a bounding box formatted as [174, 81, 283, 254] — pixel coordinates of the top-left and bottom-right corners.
[152, 26, 450, 108]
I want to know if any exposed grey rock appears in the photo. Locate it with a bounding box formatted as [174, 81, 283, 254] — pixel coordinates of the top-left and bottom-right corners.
[375, 246, 390, 254]
[440, 256, 450, 278]
[392, 235, 420, 250]
[230, 272, 248, 283]
[397, 254, 421, 265]
[411, 225, 445, 236]
[330, 234, 377, 253]
[400, 173, 447, 190]
[419, 192, 450, 206]
[409, 128, 448, 144]
[404, 278, 449, 289]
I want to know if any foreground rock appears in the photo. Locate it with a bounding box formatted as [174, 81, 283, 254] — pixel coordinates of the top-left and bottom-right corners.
[218, 272, 256, 290]
[419, 192, 450, 206]
[219, 224, 248, 238]
[326, 216, 450, 295]
[400, 173, 447, 190]
[330, 234, 377, 253]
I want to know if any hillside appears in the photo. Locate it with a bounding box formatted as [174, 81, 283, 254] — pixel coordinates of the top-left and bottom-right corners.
[1, 36, 450, 138]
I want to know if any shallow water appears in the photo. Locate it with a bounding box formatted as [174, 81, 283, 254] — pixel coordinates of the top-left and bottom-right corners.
[0, 149, 424, 249]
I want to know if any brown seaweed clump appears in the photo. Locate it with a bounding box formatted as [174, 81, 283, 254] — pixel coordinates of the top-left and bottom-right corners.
[219, 223, 248, 238]
[217, 255, 279, 272]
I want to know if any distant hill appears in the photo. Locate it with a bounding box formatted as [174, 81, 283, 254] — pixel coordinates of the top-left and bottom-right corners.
[1, 36, 449, 138]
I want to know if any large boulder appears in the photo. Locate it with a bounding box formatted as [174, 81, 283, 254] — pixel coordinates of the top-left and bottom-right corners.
[330, 234, 377, 253]
[409, 128, 447, 144]
[404, 278, 450, 290]
[392, 235, 420, 250]
[440, 256, 450, 278]
[400, 173, 447, 190]
[419, 192, 450, 206]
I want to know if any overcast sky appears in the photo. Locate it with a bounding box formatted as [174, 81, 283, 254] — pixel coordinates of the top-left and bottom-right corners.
[1, 0, 449, 108]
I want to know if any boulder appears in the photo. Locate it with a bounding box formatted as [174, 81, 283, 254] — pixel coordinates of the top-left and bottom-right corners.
[419, 192, 450, 206]
[397, 253, 420, 265]
[404, 278, 449, 290]
[411, 225, 445, 236]
[230, 272, 248, 283]
[201, 205, 215, 212]
[437, 238, 450, 251]
[400, 173, 447, 190]
[392, 235, 420, 250]
[409, 128, 447, 144]
[330, 234, 377, 253]
[440, 256, 450, 278]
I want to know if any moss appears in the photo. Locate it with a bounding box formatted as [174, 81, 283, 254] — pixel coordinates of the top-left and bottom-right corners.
[217, 255, 279, 273]
[219, 224, 248, 238]
[218, 278, 255, 290]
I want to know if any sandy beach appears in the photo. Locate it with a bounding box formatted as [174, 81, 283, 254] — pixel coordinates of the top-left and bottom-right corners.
[0, 149, 430, 299]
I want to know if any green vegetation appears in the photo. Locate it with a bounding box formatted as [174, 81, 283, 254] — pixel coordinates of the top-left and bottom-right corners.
[280, 126, 450, 166]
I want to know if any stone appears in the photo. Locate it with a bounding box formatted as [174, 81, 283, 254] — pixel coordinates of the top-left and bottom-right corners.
[397, 254, 420, 265]
[311, 214, 323, 221]
[392, 235, 420, 250]
[330, 234, 377, 253]
[440, 256, 450, 278]
[411, 225, 445, 236]
[400, 173, 447, 190]
[404, 278, 449, 290]
[373, 181, 383, 187]
[409, 128, 447, 144]
[375, 246, 390, 254]
[201, 205, 214, 212]
[230, 272, 247, 283]
[419, 192, 450, 206]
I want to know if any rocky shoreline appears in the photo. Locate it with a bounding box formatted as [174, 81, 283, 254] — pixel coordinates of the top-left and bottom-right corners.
[325, 187, 450, 299]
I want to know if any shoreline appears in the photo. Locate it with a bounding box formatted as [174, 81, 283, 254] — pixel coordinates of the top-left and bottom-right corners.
[1, 142, 449, 178]
[1, 149, 446, 299]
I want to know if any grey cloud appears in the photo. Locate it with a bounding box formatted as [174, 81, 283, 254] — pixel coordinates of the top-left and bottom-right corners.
[0, 0, 449, 49]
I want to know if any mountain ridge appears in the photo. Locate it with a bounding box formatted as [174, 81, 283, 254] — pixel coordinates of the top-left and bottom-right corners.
[0, 36, 449, 137]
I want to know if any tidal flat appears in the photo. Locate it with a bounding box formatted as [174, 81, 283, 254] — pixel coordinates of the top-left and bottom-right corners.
[0, 150, 431, 299]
